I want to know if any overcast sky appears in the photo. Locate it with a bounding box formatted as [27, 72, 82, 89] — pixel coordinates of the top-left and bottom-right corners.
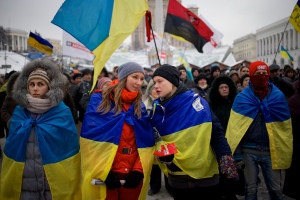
[0, 0, 297, 46]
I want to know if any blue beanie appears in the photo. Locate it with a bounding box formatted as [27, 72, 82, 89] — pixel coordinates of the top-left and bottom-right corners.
[117, 62, 145, 80]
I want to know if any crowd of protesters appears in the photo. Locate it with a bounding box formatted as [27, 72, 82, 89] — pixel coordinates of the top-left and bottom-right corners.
[0, 58, 299, 200]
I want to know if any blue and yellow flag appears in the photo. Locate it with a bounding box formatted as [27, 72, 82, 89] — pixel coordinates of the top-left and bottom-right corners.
[225, 84, 293, 169]
[0, 102, 81, 200]
[280, 45, 294, 64]
[151, 90, 219, 179]
[80, 93, 154, 200]
[177, 51, 193, 80]
[51, 0, 148, 91]
[28, 32, 53, 55]
[290, 0, 300, 34]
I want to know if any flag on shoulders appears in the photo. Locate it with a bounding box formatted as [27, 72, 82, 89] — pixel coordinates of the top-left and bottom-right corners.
[28, 32, 53, 55]
[164, 0, 222, 53]
[51, 0, 148, 90]
[290, 0, 300, 34]
[280, 45, 294, 64]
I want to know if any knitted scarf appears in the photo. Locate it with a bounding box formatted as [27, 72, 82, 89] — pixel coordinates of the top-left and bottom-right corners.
[26, 94, 55, 114]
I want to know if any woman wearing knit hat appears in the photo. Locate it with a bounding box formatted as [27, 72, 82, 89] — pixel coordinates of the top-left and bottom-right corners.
[80, 62, 155, 200]
[237, 74, 250, 92]
[226, 61, 293, 200]
[150, 64, 238, 199]
[0, 59, 81, 200]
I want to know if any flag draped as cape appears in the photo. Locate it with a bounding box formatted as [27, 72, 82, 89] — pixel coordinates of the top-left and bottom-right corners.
[150, 90, 219, 178]
[226, 83, 293, 169]
[80, 93, 154, 200]
[0, 102, 81, 200]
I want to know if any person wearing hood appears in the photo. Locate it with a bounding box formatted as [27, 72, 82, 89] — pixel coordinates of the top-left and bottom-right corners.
[0, 59, 81, 200]
[208, 75, 240, 199]
[150, 64, 238, 199]
[80, 62, 155, 200]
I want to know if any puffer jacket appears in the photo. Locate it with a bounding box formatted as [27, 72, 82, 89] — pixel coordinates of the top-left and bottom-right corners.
[12, 59, 70, 200]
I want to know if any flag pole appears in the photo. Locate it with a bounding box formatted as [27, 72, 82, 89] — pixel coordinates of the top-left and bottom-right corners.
[273, 20, 289, 64]
[145, 11, 161, 65]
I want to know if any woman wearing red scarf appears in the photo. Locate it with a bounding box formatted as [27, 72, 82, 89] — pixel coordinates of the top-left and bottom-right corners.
[80, 62, 155, 200]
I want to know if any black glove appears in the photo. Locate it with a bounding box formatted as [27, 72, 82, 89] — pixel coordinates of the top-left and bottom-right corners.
[105, 172, 121, 190]
[236, 160, 245, 170]
[123, 171, 144, 188]
[158, 154, 174, 164]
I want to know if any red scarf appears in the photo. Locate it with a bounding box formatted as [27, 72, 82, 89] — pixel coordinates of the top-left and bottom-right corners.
[250, 74, 269, 100]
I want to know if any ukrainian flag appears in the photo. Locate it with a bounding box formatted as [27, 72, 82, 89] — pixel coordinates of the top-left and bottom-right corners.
[51, 0, 148, 90]
[280, 45, 294, 64]
[151, 90, 219, 179]
[28, 32, 53, 55]
[80, 93, 155, 200]
[225, 84, 293, 169]
[290, 0, 300, 34]
[0, 102, 81, 200]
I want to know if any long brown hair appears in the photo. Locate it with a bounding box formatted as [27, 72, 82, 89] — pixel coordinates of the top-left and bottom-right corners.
[97, 78, 143, 118]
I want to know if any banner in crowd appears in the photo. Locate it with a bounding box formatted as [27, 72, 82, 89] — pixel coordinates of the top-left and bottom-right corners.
[62, 31, 94, 61]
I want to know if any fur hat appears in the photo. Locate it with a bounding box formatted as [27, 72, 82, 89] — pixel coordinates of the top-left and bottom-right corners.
[153, 64, 180, 87]
[13, 59, 68, 108]
[27, 68, 51, 90]
[249, 61, 270, 76]
[229, 70, 238, 77]
[97, 77, 112, 90]
[117, 62, 144, 81]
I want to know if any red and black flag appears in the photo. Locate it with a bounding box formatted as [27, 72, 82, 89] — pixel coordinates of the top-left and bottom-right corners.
[164, 0, 215, 53]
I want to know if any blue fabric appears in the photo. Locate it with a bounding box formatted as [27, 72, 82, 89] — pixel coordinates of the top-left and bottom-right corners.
[232, 83, 290, 123]
[5, 102, 79, 164]
[81, 92, 154, 148]
[51, 0, 113, 50]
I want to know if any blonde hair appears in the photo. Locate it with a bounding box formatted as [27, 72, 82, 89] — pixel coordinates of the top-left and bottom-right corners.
[97, 78, 143, 118]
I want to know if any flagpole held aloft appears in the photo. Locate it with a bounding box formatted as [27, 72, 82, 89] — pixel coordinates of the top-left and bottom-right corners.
[145, 11, 161, 66]
[273, 20, 289, 64]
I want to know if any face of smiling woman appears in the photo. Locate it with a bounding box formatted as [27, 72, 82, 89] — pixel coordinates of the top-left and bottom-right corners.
[28, 78, 49, 99]
[125, 72, 144, 92]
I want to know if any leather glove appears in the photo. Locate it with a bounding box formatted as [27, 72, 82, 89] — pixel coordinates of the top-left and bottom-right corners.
[123, 171, 144, 188]
[105, 171, 121, 190]
[219, 155, 239, 179]
[157, 154, 174, 165]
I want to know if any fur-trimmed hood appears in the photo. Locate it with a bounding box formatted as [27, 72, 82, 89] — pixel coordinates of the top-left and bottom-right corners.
[6, 72, 20, 97]
[13, 59, 68, 108]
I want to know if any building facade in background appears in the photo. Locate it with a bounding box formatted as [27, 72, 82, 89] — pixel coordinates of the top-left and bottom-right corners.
[232, 33, 256, 62]
[5, 28, 28, 52]
[256, 17, 300, 69]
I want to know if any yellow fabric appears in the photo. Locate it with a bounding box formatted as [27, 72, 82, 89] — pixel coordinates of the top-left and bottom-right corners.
[44, 153, 81, 200]
[80, 138, 154, 200]
[158, 123, 219, 179]
[226, 110, 293, 169]
[91, 0, 148, 91]
[28, 37, 53, 55]
[0, 155, 24, 199]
